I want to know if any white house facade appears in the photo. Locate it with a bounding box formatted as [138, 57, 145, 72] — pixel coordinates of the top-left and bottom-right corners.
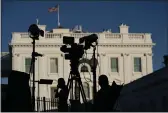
[9, 24, 155, 100]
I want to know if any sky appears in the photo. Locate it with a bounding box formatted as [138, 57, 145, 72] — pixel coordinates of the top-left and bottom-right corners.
[1, 0, 168, 79]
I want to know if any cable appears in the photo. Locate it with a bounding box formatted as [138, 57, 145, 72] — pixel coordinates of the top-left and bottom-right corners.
[96, 42, 101, 76]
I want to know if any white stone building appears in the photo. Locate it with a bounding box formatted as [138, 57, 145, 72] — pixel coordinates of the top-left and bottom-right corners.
[9, 23, 155, 100]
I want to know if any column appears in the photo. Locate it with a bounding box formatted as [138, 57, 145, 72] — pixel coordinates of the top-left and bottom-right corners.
[38, 57, 44, 79]
[146, 53, 153, 74]
[119, 53, 124, 84]
[122, 53, 130, 84]
[38, 56, 44, 97]
[142, 53, 147, 76]
[99, 53, 105, 75]
[101, 53, 108, 75]
[12, 53, 20, 71]
[60, 54, 64, 78]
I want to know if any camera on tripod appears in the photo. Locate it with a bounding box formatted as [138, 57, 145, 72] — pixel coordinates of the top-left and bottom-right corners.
[60, 34, 98, 60]
[59, 34, 98, 111]
[28, 24, 44, 40]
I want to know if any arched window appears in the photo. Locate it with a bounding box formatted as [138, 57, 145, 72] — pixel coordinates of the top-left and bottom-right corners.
[83, 82, 90, 99]
[81, 65, 89, 72]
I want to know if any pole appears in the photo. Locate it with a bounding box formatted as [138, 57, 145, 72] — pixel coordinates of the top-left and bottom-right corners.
[93, 46, 97, 105]
[32, 39, 36, 111]
[37, 81, 40, 111]
[58, 5, 60, 27]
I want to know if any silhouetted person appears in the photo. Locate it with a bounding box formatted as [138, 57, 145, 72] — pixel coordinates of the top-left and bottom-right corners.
[55, 78, 68, 112]
[110, 81, 123, 111]
[93, 75, 123, 112]
[94, 75, 111, 112]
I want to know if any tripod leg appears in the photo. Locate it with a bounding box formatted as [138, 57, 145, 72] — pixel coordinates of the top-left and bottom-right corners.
[75, 80, 80, 101]
[67, 73, 74, 100]
[79, 82, 87, 103]
[76, 72, 87, 103]
[67, 73, 71, 89]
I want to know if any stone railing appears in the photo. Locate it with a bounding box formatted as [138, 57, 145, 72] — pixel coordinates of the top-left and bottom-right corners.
[128, 33, 145, 39]
[70, 33, 93, 38]
[105, 33, 121, 39]
[45, 33, 62, 38]
[20, 33, 29, 38]
[19, 33, 94, 39]
[19, 33, 62, 38]
[17, 32, 148, 43]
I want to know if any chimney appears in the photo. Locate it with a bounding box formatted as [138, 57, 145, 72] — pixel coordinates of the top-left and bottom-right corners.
[119, 23, 129, 33]
[37, 25, 46, 32]
[79, 25, 82, 31]
[163, 55, 168, 67]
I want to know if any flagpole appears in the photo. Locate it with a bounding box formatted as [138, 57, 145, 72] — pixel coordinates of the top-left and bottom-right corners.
[58, 5, 60, 27]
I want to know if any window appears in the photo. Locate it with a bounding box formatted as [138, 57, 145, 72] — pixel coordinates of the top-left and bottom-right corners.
[50, 58, 58, 73]
[50, 87, 57, 107]
[81, 65, 89, 72]
[111, 58, 118, 72]
[51, 87, 57, 99]
[83, 82, 90, 99]
[25, 58, 32, 73]
[134, 57, 142, 72]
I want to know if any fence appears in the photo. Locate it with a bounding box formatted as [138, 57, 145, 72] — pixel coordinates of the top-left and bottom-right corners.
[35, 97, 58, 112]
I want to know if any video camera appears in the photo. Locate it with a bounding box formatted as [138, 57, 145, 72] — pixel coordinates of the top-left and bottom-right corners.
[28, 24, 44, 40]
[60, 34, 98, 60]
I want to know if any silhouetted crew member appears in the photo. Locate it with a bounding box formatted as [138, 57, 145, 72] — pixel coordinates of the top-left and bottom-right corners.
[110, 81, 123, 111]
[55, 78, 68, 112]
[94, 75, 111, 112]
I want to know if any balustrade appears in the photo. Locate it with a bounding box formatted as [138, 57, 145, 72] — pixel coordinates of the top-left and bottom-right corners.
[45, 33, 61, 38]
[128, 34, 145, 39]
[16, 32, 147, 43]
[105, 33, 121, 39]
[20, 33, 29, 38]
[70, 33, 93, 38]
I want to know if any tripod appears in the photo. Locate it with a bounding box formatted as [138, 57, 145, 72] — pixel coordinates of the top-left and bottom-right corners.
[27, 24, 44, 111]
[29, 38, 42, 111]
[66, 59, 87, 111]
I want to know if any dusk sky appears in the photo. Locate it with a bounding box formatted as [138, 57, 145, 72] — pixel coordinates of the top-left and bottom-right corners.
[2, 1, 168, 72]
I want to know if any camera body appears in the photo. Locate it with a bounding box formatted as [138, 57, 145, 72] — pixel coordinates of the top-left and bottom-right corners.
[60, 43, 84, 60]
[79, 34, 98, 50]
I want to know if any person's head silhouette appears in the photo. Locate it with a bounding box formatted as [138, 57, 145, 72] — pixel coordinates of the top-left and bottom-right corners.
[58, 78, 65, 88]
[98, 75, 109, 88]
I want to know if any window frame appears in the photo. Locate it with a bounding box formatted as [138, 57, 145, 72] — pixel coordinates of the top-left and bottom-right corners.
[49, 57, 59, 74]
[110, 57, 119, 73]
[50, 86, 57, 99]
[50, 86, 57, 107]
[78, 63, 91, 73]
[80, 65, 89, 72]
[133, 57, 142, 72]
[25, 57, 32, 73]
